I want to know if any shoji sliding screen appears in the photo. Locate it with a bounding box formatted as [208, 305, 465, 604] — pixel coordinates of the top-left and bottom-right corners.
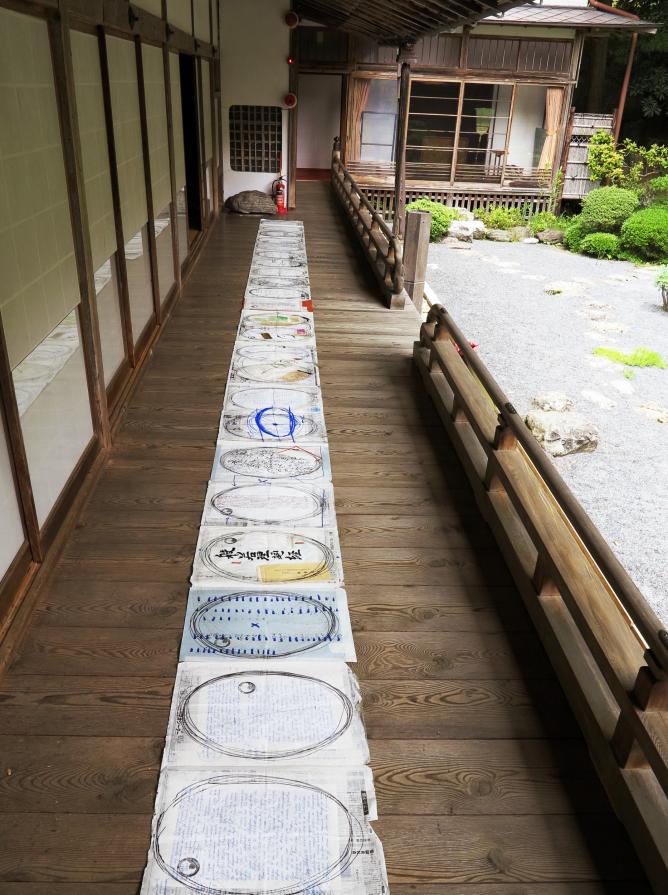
[105, 34, 154, 348]
[143, 43, 175, 306]
[170, 51, 188, 268]
[0, 7, 94, 529]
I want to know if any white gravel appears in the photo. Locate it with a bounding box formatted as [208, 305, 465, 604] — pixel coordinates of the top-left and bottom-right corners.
[427, 239, 668, 625]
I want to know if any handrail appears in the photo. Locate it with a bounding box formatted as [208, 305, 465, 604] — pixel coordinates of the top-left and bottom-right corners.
[414, 296, 668, 891]
[427, 301, 667, 666]
[330, 138, 408, 309]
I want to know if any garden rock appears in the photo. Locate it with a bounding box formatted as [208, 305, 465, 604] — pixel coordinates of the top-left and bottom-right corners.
[537, 229, 564, 244]
[487, 228, 511, 242]
[441, 237, 472, 250]
[525, 410, 599, 456]
[638, 402, 668, 424]
[225, 190, 277, 215]
[522, 237, 539, 244]
[510, 226, 532, 241]
[449, 220, 485, 241]
[531, 392, 573, 413]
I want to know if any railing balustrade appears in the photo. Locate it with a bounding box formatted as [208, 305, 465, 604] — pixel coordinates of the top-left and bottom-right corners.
[331, 139, 408, 309]
[415, 299, 668, 892]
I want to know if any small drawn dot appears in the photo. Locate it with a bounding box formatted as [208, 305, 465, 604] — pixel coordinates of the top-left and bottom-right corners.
[177, 857, 200, 877]
[239, 681, 256, 694]
[213, 634, 231, 648]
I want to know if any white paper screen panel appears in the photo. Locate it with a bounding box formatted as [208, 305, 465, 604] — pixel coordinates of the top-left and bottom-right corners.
[0, 416, 25, 580]
[0, 8, 81, 369]
[134, 0, 163, 16]
[105, 35, 148, 242]
[202, 59, 212, 161]
[169, 52, 187, 189]
[71, 29, 117, 272]
[142, 44, 172, 216]
[194, 0, 211, 42]
[167, 0, 192, 34]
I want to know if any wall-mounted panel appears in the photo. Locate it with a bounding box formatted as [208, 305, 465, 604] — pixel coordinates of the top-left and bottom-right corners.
[142, 44, 172, 215]
[170, 52, 186, 190]
[194, 0, 210, 43]
[167, 0, 192, 35]
[71, 29, 116, 273]
[0, 8, 81, 370]
[202, 59, 212, 161]
[106, 35, 148, 243]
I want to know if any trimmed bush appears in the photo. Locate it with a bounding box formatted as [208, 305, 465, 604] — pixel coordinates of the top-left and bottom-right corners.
[579, 186, 640, 234]
[620, 206, 668, 261]
[405, 198, 459, 241]
[579, 232, 620, 259]
[474, 205, 524, 230]
[563, 218, 586, 252]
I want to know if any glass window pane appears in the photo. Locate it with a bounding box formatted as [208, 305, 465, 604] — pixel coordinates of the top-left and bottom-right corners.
[154, 206, 175, 306]
[0, 415, 25, 579]
[95, 258, 125, 386]
[125, 225, 154, 346]
[13, 310, 94, 527]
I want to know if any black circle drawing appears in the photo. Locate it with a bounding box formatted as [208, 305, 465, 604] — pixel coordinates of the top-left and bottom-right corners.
[219, 446, 323, 480]
[210, 483, 325, 525]
[189, 591, 339, 657]
[228, 387, 317, 412]
[153, 774, 361, 895]
[178, 671, 353, 760]
[248, 287, 309, 299]
[222, 409, 320, 441]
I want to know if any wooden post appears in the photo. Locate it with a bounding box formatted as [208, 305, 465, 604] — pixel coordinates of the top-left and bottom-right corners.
[403, 210, 431, 310]
[49, 9, 111, 450]
[288, 26, 299, 209]
[393, 43, 414, 238]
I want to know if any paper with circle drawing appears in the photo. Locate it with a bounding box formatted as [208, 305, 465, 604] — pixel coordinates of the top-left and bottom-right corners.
[162, 660, 369, 768]
[226, 343, 320, 390]
[201, 481, 336, 529]
[179, 586, 354, 662]
[218, 406, 327, 445]
[191, 526, 343, 587]
[223, 384, 323, 417]
[140, 766, 386, 895]
[211, 441, 332, 485]
[236, 310, 315, 343]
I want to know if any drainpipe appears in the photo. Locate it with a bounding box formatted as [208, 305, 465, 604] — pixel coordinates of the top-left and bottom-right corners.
[587, 0, 640, 142]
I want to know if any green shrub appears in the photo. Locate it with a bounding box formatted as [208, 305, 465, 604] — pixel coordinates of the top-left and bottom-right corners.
[579, 232, 620, 259]
[405, 198, 459, 241]
[528, 211, 559, 236]
[587, 131, 624, 185]
[593, 346, 667, 369]
[563, 218, 586, 252]
[620, 207, 668, 261]
[474, 205, 524, 230]
[646, 175, 668, 206]
[579, 186, 640, 235]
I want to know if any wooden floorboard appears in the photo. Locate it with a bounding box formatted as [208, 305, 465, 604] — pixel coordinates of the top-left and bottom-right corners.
[0, 181, 650, 892]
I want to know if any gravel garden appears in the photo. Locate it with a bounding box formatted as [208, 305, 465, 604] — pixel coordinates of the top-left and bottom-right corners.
[415, 134, 668, 623]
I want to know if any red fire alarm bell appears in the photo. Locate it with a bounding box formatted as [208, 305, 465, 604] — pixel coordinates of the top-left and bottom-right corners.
[284, 11, 299, 28]
[283, 92, 297, 109]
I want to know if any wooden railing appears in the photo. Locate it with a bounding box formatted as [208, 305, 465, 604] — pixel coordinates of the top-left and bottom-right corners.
[331, 139, 408, 309]
[415, 300, 668, 892]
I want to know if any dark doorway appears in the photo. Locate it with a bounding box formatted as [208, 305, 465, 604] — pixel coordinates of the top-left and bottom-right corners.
[179, 53, 202, 238]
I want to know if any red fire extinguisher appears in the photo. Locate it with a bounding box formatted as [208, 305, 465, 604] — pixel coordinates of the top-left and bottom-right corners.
[272, 175, 287, 215]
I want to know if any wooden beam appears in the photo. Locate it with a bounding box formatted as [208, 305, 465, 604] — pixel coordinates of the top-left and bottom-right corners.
[392, 53, 412, 237]
[49, 7, 111, 450]
[134, 36, 162, 323]
[196, 55, 207, 222]
[0, 327, 42, 562]
[162, 38, 182, 291]
[288, 26, 299, 209]
[98, 26, 136, 366]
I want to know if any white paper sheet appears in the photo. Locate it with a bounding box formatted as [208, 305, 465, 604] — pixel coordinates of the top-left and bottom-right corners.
[223, 384, 323, 416]
[180, 585, 354, 661]
[227, 343, 319, 389]
[218, 407, 327, 444]
[201, 481, 336, 528]
[191, 526, 343, 587]
[211, 441, 332, 484]
[237, 310, 315, 343]
[140, 765, 386, 895]
[162, 659, 369, 767]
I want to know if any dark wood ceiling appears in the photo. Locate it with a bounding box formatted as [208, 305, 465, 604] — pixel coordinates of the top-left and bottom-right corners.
[293, 0, 532, 44]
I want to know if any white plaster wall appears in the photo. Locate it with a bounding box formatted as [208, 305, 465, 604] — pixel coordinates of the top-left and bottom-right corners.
[221, 0, 290, 197]
[297, 75, 341, 169]
[507, 84, 547, 170]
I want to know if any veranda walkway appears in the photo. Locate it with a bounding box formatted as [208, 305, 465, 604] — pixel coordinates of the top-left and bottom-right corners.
[0, 181, 648, 894]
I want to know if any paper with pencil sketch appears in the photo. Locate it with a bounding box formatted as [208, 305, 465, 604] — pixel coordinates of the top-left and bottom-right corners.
[161, 659, 369, 768]
[201, 480, 336, 528]
[210, 441, 332, 485]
